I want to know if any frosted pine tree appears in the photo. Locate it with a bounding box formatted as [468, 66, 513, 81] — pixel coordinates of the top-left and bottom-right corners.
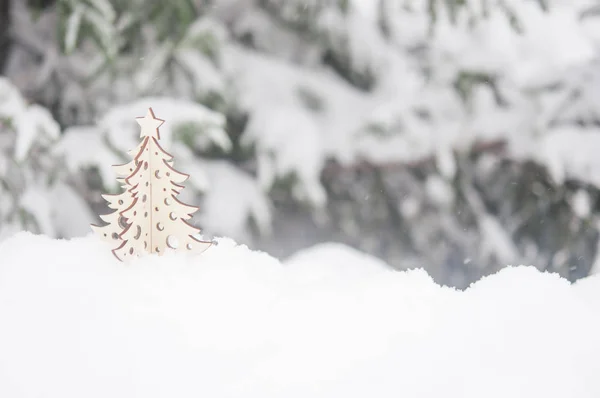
[112, 108, 213, 261]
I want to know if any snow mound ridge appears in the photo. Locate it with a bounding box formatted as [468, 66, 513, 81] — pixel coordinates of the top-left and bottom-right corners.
[0, 232, 599, 398]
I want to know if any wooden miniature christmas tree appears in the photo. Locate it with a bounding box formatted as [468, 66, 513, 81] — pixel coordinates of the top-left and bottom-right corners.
[92, 108, 213, 262]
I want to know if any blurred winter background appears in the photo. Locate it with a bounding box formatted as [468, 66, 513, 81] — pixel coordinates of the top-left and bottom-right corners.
[2, 0, 600, 288]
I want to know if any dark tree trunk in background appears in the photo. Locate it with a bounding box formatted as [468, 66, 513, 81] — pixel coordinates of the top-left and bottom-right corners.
[0, 0, 10, 73]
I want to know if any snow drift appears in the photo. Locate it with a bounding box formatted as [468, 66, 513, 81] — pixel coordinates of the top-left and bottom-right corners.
[0, 232, 599, 398]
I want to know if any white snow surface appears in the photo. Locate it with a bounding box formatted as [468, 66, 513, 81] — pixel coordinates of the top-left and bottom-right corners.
[0, 232, 599, 398]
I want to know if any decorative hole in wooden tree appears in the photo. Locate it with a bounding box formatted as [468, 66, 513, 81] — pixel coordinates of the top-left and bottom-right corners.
[91, 107, 213, 262]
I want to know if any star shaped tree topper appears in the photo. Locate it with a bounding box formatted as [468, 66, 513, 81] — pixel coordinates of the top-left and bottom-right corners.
[136, 108, 164, 139]
[91, 107, 213, 262]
